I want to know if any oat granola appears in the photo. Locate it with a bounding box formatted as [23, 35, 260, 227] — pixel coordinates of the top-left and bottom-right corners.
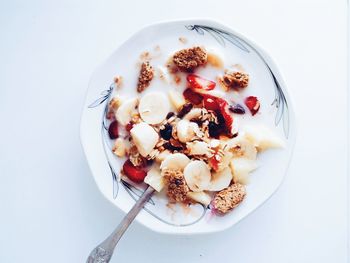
[137, 61, 154, 92]
[212, 183, 246, 214]
[173, 46, 207, 72]
[222, 71, 249, 89]
[163, 169, 189, 203]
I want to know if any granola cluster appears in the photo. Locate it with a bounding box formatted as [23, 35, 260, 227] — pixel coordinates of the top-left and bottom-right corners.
[137, 61, 154, 92]
[173, 46, 207, 72]
[163, 169, 189, 203]
[222, 71, 249, 90]
[212, 183, 246, 214]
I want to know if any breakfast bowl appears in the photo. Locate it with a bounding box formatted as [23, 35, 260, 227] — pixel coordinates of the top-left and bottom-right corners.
[80, 19, 296, 234]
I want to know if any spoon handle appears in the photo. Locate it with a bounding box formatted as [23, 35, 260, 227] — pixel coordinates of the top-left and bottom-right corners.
[87, 186, 155, 263]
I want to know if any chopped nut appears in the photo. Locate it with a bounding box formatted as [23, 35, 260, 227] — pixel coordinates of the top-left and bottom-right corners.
[128, 145, 147, 167]
[140, 51, 150, 60]
[113, 75, 123, 88]
[178, 37, 188, 44]
[107, 96, 123, 120]
[169, 138, 184, 149]
[109, 96, 123, 111]
[212, 183, 246, 214]
[173, 46, 207, 72]
[174, 75, 181, 84]
[112, 138, 127, 157]
[131, 113, 141, 124]
[222, 71, 249, 89]
[137, 61, 154, 92]
[163, 169, 189, 203]
[207, 52, 223, 68]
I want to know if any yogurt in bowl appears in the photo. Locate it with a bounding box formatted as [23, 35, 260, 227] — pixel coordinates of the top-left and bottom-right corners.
[80, 19, 296, 234]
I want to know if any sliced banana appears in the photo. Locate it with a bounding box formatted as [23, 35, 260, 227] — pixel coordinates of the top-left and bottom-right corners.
[112, 138, 127, 157]
[176, 120, 199, 143]
[144, 165, 164, 192]
[229, 158, 257, 185]
[184, 160, 211, 192]
[168, 90, 186, 111]
[209, 139, 221, 149]
[187, 191, 212, 206]
[194, 89, 226, 98]
[207, 167, 232, 191]
[160, 153, 190, 171]
[130, 122, 159, 157]
[186, 141, 210, 156]
[155, 149, 171, 163]
[216, 151, 233, 172]
[224, 133, 257, 160]
[183, 108, 203, 121]
[244, 125, 285, 151]
[115, 97, 138, 125]
[139, 92, 170, 124]
[109, 95, 123, 111]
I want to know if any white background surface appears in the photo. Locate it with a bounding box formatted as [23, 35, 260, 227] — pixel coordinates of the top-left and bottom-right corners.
[0, 0, 348, 262]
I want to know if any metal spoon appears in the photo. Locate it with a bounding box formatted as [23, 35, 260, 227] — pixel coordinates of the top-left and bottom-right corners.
[86, 186, 155, 263]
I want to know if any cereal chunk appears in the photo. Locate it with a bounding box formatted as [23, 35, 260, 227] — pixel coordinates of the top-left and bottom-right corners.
[212, 183, 246, 214]
[137, 61, 154, 92]
[163, 169, 189, 203]
[173, 46, 207, 72]
[222, 71, 249, 89]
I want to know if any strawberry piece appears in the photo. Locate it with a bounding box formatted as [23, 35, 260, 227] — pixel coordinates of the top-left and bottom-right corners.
[217, 99, 233, 132]
[108, 121, 119, 139]
[183, 88, 203, 105]
[208, 156, 220, 171]
[122, 160, 147, 183]
[187, 74, 216, 90]
[202, 95, 233, 133]
[244, 96, 260, 116]
[203, 95, 220, 111]
[125, 122, 134, 132]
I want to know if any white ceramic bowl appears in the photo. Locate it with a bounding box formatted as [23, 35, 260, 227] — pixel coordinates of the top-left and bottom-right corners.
[80, 19, 296, 234]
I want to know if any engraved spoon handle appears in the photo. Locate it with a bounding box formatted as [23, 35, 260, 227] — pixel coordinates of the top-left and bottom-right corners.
[87, 186, 155, 263]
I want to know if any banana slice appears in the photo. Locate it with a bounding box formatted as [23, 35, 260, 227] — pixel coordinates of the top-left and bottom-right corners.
[209, 139, 221, 149]
[184, 160, 211, 192]
[186, 141, 210, 156]
[224, 133, 257, 160]
[155, 149, 171, 163]
[176, 120, 199, 143]
[144, 165, 164, 192]
[183, 108, 203, 121]
[130, 122, 159, 157]
[187, 191, 212, 206]
[168, 90, 186, 111]
[139, 92, 170, 124]
[244, 125, 285, 151]
[229, 158, 257, 185]
[160, 153, 190, 171]
[207, 167, 232, 191]
[112, 138, 127, 157]
[115, 97, 138, 125]
[194, 89, 226, 98]
[216, 151, 234, 172]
